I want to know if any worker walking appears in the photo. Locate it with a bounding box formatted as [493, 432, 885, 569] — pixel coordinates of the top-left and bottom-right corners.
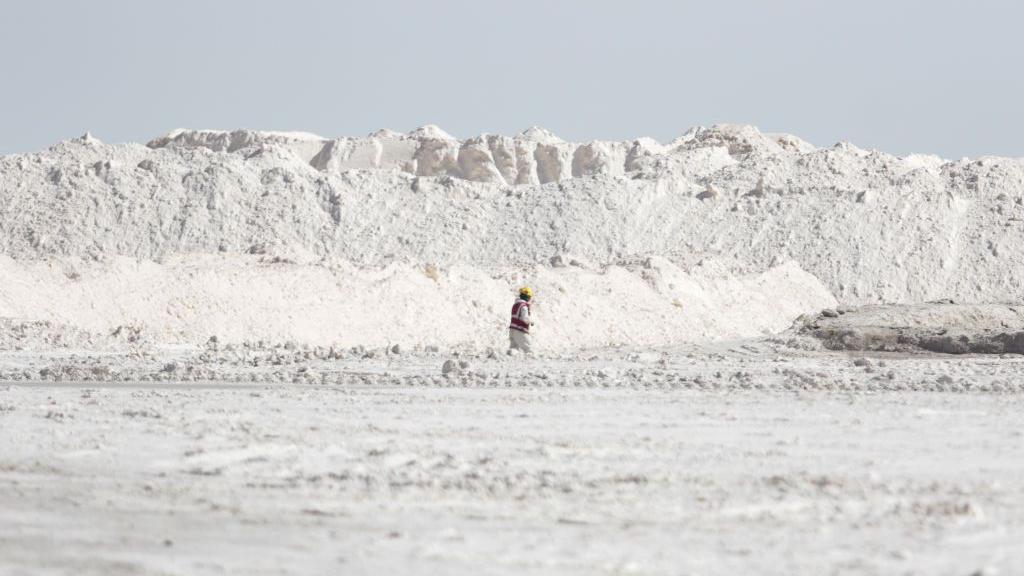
[509, 287, 534, 352]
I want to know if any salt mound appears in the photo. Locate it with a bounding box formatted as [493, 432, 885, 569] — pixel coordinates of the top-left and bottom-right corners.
[798, 303, 1024, 354]
[148, 129, 328, 162]
[147, 123, 772, 185]
[0, 255, 833, 350]
[2, 123, 1024, 349]
[407, 124, 457, 141]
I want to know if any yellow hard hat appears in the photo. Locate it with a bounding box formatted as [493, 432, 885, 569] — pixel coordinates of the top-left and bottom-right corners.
[519, 286, 532, 298]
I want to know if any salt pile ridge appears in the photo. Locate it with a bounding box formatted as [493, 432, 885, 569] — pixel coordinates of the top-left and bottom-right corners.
[148, 124, 718, 186]
[1, 124, 1022, 349]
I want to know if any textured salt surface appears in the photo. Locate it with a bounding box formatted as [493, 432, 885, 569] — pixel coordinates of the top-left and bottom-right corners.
[798, 303, 1024, 354]
[0, 255, 832, 350]
[2, 376, 1022, 575]
[3, 125, 1024, 576]
[2, 124, 1023, 348]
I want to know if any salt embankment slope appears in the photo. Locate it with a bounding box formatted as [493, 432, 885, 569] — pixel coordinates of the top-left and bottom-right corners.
[0, 124, 1021, 349]
[0, 255, 831, 350]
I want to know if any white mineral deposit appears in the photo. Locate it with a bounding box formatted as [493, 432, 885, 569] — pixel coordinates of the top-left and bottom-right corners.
[3, 3, 1023, 575]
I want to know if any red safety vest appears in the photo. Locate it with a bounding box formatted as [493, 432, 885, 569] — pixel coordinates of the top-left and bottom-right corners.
[510, 300, 530, 333]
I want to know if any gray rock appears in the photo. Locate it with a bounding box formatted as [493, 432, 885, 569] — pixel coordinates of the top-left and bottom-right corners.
[441, 359, 460, 375]
[696, 184, 718, 201]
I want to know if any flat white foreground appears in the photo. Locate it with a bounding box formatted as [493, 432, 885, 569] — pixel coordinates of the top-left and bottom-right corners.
[1, 374, 1022, 575]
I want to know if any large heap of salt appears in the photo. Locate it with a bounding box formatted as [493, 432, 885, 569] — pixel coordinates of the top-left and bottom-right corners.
[0, 124, 1020, 349]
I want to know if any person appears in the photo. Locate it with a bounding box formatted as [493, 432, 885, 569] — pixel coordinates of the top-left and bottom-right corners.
[509, 286, 534, 352]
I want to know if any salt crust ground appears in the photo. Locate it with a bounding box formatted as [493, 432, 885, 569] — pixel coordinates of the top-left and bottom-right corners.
[1, 343, 1022, 576]
[2, 336, 1024, 575]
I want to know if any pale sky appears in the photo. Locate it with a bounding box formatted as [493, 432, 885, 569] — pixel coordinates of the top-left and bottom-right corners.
[2, 0, 1023, 158]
